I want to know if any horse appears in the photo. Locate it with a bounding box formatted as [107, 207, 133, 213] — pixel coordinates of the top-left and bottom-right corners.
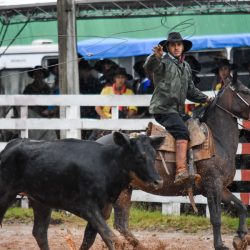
[97, 78, 250, 250]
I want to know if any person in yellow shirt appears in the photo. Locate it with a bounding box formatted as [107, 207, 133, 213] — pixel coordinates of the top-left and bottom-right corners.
[212, 59, 236, 91]
[95, 67, 137, 119]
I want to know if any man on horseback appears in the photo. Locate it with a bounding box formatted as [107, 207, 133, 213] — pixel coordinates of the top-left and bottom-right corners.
[144, 32, 212, 184]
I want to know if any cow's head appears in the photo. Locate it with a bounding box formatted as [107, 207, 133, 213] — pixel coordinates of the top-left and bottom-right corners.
[113, 132, 164, 190]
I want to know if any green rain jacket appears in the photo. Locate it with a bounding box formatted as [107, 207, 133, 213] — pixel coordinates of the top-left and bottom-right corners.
[144, 53, 208, 115]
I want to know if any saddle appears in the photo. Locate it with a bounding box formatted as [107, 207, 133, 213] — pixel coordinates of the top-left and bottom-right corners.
[147, 119, 215, 163]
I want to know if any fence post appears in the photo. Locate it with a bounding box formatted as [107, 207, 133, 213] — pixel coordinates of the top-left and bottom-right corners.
[206, 205, 210, 218]
[21, 197, 29, 209]
[162, 202, 180, 215]
[111, 106, 119, 120]
[20, 106, 28, 138]
[65, 105, 81, 139]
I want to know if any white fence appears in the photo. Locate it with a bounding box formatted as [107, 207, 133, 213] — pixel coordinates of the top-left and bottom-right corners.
[0, 93, 249, 215]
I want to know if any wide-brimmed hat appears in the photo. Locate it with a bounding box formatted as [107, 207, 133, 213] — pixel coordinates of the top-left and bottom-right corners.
[28, 66, 49, 79]
[113, 67, 131, 79]
[78, 59, 93, 70]
[94, 59, 118, 73]
[211, 59, 237, 74]
[159, 32, 193, 53]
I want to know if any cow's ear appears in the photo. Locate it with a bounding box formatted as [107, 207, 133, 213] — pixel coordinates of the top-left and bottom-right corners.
[149, 136, 165, 149]
[113, 131, 130, 146]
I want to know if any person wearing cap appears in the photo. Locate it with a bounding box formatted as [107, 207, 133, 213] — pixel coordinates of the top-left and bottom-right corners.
[95, 67, 137, 119]
[144, 32, 212, 184]
[212, 59, 236, 91]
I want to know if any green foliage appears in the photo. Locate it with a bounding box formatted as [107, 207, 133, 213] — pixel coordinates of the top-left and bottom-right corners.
[3, 207, 249, 234]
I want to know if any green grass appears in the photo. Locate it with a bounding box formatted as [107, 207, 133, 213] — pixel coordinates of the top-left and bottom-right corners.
[3, 206, 249, 234]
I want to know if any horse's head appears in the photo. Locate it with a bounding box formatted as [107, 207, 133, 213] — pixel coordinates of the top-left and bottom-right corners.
[216, 74, 250, 121]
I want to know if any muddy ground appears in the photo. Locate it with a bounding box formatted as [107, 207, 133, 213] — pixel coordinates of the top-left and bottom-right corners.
[0, 223, 239, 250]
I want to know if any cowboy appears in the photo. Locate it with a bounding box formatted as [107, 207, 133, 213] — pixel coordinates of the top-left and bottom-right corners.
[144, 32, 212, 184]
[212, 59, 237, 91]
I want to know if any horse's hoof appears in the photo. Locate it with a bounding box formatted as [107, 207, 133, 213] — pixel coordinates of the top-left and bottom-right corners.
[233, 235, 248, 250]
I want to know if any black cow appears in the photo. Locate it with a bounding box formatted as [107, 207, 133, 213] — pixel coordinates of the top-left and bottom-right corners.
[0, 132, 163, 250]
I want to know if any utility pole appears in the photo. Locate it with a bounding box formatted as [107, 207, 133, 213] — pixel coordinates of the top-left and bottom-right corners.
[57, 0, 79, 94]
[57, 0, 80, 139]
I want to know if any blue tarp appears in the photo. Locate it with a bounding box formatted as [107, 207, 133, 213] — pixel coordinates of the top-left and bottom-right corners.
[77, 33, 250, 60]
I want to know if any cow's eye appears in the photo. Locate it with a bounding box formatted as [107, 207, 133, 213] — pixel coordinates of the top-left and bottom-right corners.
[138, 153, 146, 161]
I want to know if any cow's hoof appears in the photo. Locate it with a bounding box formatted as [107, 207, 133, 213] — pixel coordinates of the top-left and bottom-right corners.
[233, 236, 248, 250]
[215, 245, 229, 250]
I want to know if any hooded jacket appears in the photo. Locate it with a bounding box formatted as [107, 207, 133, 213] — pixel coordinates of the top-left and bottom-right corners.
[144, 53, 208, 114]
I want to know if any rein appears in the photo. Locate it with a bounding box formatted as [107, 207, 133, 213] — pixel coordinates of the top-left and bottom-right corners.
[215, 84, 250, 131]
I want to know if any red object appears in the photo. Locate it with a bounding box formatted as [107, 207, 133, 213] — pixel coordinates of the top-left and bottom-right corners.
[112, 83, 127, 111]
[242, 120, 250, 129]
[241, 170, 250, 181]
[240, 193, 250, 205]
[242, 143, 250, 154]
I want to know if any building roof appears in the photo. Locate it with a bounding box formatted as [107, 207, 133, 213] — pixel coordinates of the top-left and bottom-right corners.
[0, 0, 250, 24]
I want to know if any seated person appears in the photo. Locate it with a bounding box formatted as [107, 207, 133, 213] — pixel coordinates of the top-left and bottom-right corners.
[95, 67, 137, 119]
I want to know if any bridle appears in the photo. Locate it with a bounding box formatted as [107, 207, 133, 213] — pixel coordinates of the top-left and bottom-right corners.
[215, 83, 250, 129]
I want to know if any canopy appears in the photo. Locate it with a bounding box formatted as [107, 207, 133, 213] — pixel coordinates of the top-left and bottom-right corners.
[77, 34, 250, 60]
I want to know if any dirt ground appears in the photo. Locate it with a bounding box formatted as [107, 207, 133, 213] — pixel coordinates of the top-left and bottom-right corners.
[0, 223, 240, 250]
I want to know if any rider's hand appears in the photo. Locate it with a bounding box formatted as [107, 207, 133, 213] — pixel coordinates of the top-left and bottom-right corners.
[153, 45, 164, 59]
[206, 96, 214, 103]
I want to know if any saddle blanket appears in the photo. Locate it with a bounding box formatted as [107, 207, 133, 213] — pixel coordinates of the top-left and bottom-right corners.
[147, 119, 215, 163]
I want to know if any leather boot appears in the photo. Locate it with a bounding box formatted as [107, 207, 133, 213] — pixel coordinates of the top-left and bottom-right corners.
[174, 140, 189, 184]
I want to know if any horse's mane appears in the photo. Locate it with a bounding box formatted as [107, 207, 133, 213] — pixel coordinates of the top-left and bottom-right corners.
[193, 89, 224, 123]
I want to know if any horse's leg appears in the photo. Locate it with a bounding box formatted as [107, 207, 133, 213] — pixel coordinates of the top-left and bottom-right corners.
[206, 178, 229, 250]
[221, 188, 248, 250]
[30, 199, 52, 250]
[113, 187, 138, 245]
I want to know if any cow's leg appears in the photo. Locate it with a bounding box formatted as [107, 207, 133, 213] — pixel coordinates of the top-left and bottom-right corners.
[221, 188, 248, 250]
[0, 193, 16, 225]
[113, 187, 139, 245]
[80, 222, 97, 250]
[80, 206, 121, 250]
[30, 199, 52, 250]
[205, 178, 229, 250]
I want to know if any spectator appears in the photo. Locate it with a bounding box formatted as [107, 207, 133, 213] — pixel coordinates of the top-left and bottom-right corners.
[94, 59, 118, 88]
[24, 66, 51, 116]
[211, 59, 236, 91]
[133, 60, 153, 118]
[79, 59, 100, 95]
[23, 66, 57, 140]
[133, 60, 154, 94]
[42, 65, 60, 118]
[95, 67, 137, 119]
